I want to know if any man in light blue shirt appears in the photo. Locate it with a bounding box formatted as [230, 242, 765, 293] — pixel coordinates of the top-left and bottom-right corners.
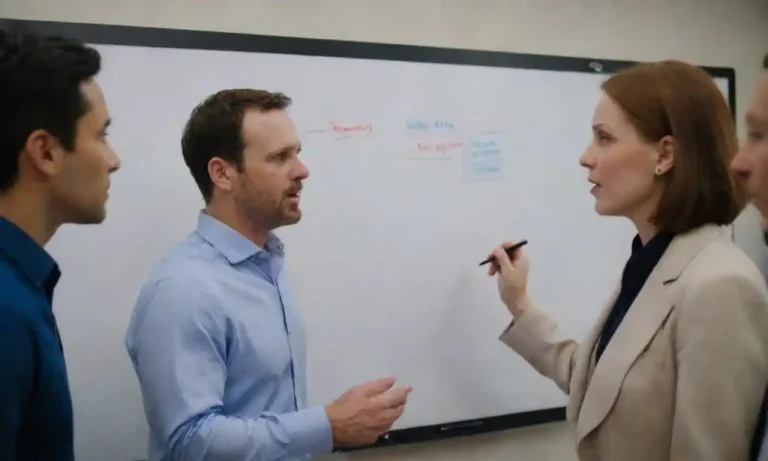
[125, 89, 411, 461]
[731, 53, 768, 461]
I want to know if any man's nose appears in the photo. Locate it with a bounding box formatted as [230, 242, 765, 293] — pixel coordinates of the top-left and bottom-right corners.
[295, 159, 309, 179]
[108, 149, 122, 173]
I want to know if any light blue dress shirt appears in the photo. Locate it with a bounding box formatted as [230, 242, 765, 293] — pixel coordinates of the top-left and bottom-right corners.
[758, 423, 768, 461]
[125, 211, 333, 461]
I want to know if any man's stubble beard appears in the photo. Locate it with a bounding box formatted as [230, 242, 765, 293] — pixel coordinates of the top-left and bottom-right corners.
[51, 192, 107, 226]
[234, 179, 299, 235]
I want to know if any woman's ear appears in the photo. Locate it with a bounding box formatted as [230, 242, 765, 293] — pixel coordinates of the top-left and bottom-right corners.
[655, 135, 675, 175]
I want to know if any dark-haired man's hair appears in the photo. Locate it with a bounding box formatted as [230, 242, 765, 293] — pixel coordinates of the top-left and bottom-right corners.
[181, 89, 292, 203]
[0, 30, 101, 193]
[763, 52, 767, 69]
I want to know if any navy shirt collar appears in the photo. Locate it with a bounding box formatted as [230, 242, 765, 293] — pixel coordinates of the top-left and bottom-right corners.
[0, 216, 60, 300]
[631, 232, 673, 254]
[624, 231, 675, 282]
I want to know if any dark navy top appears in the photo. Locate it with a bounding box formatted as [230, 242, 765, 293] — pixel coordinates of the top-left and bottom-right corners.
[595, 232, 674, 362]
[0, 217, 73, 460]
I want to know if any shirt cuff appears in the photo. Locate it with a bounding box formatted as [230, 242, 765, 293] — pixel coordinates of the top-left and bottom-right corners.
[280, 404, 333, 457]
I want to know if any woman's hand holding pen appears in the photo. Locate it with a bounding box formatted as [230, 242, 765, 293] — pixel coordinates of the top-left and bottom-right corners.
[487, 241, 532, 318]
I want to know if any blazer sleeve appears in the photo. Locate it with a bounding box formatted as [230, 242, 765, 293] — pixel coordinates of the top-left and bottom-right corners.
[671, 273, 768, 461]
[498, 303, 580, 395]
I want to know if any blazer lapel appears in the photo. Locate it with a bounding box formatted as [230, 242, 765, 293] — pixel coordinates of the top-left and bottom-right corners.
[574, 224, 724, 443]
[575, 267, 674, 441]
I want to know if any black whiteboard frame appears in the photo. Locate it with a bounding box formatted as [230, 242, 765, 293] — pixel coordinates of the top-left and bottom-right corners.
[0, 18, 737, 452]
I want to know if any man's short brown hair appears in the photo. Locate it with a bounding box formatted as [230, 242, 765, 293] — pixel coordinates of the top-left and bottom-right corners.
[181, 89, 292, 203]
[601, 60, 745, 234]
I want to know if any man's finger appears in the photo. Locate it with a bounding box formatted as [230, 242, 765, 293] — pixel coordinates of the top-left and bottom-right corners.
[360, 377, 397, 397]
[377, 405, 406, 427]
[372, 386, 411, 408]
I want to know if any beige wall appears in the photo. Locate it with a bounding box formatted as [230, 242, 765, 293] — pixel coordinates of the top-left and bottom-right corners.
[2, 1, 767, 460]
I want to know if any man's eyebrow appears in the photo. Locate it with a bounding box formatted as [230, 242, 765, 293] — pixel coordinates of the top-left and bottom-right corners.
[746, 111, 768, 126]
[268, 143, 301, 156]
[102, 118, 112, 130]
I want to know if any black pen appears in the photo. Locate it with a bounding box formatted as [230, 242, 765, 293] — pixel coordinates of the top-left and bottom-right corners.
[478, 240, 528, 266]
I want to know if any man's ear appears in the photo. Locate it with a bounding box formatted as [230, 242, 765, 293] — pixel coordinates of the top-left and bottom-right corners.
[22, 129, 66, 179]
[655, 135, 675, 175]
[208, 157, 236, 194]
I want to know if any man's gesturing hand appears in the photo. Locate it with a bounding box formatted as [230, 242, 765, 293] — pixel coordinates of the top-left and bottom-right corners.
[325, 377, 412, 446]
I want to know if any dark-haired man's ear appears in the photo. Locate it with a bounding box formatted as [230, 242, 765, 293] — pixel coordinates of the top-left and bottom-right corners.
[22, 130, 66, 180]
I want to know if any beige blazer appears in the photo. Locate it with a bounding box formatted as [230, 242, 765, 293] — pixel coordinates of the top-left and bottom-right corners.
[501, 224, 768, 461]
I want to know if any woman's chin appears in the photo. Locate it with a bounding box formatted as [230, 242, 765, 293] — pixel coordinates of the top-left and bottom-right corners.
[594, 200, 619, 217]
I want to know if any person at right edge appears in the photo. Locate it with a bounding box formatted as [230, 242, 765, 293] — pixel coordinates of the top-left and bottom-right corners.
[730, 52, 768, 461]
[487, 60, 768, 461]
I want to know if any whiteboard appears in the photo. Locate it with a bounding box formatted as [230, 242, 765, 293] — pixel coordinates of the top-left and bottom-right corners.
[10, 21, 733, 459]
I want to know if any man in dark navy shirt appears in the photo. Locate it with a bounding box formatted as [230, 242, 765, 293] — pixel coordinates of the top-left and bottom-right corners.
[0, 31, 121, 459]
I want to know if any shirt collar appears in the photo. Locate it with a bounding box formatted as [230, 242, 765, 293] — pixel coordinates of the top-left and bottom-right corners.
[0, 216, 60, 290]
[631, 231, 675, 255]
[195, 210, 284, 265]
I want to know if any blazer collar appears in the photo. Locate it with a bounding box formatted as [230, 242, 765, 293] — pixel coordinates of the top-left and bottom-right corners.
[572, 223, 726, 444]
[654, 224, 726, 285]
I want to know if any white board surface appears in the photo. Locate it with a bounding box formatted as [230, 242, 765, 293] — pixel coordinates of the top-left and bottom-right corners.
[42, 41, 732, 459]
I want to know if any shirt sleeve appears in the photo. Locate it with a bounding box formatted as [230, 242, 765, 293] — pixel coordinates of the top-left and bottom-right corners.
[124, 277, 333, 461]
[0, 306, 35, 459]
[498, 303, 580, 395]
